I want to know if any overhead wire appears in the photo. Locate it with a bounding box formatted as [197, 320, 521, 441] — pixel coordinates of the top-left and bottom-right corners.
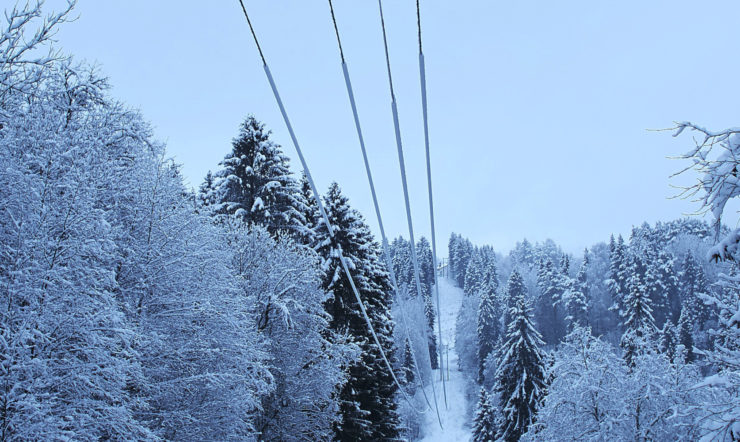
[376, 0, 448, 408]
[416, 0, 448, 408]
[327, 0, 442, 425]
[235, 0, 424, 415]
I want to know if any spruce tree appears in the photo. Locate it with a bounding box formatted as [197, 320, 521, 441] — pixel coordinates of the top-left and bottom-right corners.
[677, 304, 695, 363]
[314, 182, 400, 441]
[536, 258, 565, 345]
[620, 255, 656, 367]
[478, 277, 501, 384]
[417, 237, 439, 369]
[678, 252, 710, 325]
[503, 269, 527, 332]
[294, 172, 318, 246]
[659, 319, 677, 363]
[402, 338, 417, 392]
[566, 250, 590, 328]
[645, 249, 678, 329]
[204, 116, 304, 236]
[472, 388, 498, 442]
[465, 249, 484, 296]
[607, 235, 630, 320]
[495, 294, 547, 442]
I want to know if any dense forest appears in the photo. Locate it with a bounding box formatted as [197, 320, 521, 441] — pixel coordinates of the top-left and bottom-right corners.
[452, 217, 738, 440]
[2, 2, 740, 441]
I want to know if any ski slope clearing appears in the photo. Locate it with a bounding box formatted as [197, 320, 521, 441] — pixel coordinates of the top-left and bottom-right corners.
[420, 277, 471, 442]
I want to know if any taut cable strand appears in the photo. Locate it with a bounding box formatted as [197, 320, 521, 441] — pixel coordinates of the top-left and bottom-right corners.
[376, 0, 447, 407]
[327, 0, 443, 424]
[416, 0, 448, 408]
[235, 0, 421, 416]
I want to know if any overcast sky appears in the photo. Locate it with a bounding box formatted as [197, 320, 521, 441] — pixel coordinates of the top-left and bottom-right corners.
[49, 0, 740, 255]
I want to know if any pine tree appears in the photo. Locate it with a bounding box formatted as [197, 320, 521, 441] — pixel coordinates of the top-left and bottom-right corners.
[478, 276, 501, 384]
[536, 258, 566, 345]
[465, 249, 484, 296]
[313, 182, 400, 441]
[621, 255, 656, 367]
[402, 338, 417, 392]
[645, 249, 678, 329]
[677, 304, 695, 363]
[659, 319, 677, 363]
[472, 388, 498, 442]
[503, 269, 527, 332]
[607, 235, 630, 321]
[495, 294, 547, 442]
[294, 171, 318, 245]
[678, 252, 710, 325]
[566, 250, 590, 328]
[204, 116, 304, 236]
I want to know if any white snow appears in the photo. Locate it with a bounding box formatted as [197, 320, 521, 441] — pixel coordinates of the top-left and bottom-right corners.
[420, 277, 471, 442]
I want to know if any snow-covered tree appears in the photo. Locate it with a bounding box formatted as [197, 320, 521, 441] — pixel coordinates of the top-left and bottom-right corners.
[478, 273, 501, 384]
[203, 115, 305, 237]
[313, 182, 400, 441]
[494, 291, 546, 441]
[527, 327, 705, 441]
[524, 327, 627, 440]
[228, 226, 357, 441]
[671, 123, 740, 439]
[621, 255, 657, 367]
[472, 388, 498, 442]
[607, 235, 630, 321]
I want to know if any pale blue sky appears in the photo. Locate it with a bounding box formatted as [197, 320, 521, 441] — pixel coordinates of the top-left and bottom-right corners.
[51, 0, 740, 254]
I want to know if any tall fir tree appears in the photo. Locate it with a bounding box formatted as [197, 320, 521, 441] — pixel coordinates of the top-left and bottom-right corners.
[620, 255, 656, 367]
[644, 249, 678, 329]
[495, 293, 547, 442]
[607, 235, 630, 322]
[478, 276, 501, 384]
[678, 252, 710, 325]
[566, 249, 590, 328]
[472, 388, 498, 442]
[659, 319, 678, 363]
[401, 338, 417, 392]
[203, 116, 304, 236]
[313, 182, 400, 441]
[503, 268, 528, 333]
[465, 249, 484, 296]
[677, 304, 695, 363]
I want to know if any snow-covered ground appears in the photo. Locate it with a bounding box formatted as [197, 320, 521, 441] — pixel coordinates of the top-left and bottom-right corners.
[420, 277, 471, 442]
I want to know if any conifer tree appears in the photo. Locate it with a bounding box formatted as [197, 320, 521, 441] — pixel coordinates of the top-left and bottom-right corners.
[607, 235, 630, 321]
[465, 249, 484, 296]
[621, 255, 656, 367]
[659, 319, 677, 363]
[645, 249, 678, 329]
[473, 388, 498, 442]
[402, 338, 416, 392]
[678, 252, 710, 325]
[503, 269, 527, 332]
[313, 182, 400, 441]
[294, 171, 317, 245]
[677, 304, 695, 363]
[566, 250, 590, 328]
[204, 116, 304, 236]
[478, 276, 501, 384]
[495, 293, 547, 442]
